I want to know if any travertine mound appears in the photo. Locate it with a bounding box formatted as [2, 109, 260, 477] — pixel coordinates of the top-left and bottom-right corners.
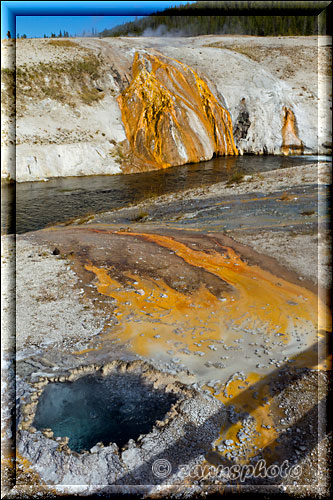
[118, 51, 238, 170]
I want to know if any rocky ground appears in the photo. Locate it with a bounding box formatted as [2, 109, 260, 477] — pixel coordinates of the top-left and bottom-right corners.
[1, 174, 331, 497]
[1, 160, 331, 498]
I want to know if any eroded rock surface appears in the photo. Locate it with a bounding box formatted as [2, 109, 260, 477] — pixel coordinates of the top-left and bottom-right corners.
[233, 98, 251, 142]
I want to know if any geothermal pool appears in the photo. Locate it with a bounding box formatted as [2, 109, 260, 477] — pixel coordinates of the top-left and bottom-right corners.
[33, 373, 178, 452]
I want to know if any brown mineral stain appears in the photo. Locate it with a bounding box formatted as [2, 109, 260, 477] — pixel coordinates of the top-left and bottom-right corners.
[281, 106, 304, 155]
[85, 231, 330, 357]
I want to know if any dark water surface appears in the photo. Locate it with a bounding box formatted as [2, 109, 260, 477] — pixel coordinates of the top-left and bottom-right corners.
[2, 155, 330, 234]
[33, 373, 177, 453]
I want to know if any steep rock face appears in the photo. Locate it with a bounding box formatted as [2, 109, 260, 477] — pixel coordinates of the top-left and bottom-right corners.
[118, 51, 238, 171]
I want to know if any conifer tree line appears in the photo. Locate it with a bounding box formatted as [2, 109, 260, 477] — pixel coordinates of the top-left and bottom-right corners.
[100, 1, 331, 37]
[16, 28, 101, 39]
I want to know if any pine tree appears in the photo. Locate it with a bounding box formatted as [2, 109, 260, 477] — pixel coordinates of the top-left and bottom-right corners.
[98, 0, 328, 37]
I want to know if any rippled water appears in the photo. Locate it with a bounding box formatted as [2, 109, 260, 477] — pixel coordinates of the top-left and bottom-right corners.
[2, 155, 330, 234]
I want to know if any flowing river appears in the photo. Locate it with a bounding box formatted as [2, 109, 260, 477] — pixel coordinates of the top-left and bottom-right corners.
[2, 155, 329, 235]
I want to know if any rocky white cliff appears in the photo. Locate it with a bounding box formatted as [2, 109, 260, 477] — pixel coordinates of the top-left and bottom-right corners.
[1, 35, 331, 182]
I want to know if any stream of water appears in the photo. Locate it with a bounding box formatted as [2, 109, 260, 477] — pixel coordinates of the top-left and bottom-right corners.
[2, 155, 330, 234]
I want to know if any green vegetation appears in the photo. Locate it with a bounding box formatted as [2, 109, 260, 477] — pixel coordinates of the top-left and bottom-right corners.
[205, 43, 268, 62]
[132, 209, 149, 222]
[226, 172, 245, 186]
[100, 1, 330, 37]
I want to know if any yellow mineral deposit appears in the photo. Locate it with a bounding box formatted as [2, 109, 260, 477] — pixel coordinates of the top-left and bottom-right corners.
[1, 452, 44, 488]
[281, 106, 304, 155]
[118, 51, 238, 170]
[85, 231, 330, 462]
[210, 372, 280, 463]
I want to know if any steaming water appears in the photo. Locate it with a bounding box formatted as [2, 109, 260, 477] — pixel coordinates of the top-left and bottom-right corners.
[33, 373, 177, 452]
[2, 155, 330, 234]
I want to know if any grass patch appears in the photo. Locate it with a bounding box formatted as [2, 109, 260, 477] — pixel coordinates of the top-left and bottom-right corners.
[225, 172, 245, 186]
[47, 40, 78, 48]
[204, 43, 302, 68]
[79, 86, 104, 104]
[132, 209, 149, 222]
[204, 42, 262, 62]
[1, 68, 15, 116]
[225, 45, 262, 63]
[15, 53, 104, 109]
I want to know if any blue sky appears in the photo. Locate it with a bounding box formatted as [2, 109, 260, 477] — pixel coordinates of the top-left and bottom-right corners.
[1, 1, 196, 39]
[15, 16, 146, 38]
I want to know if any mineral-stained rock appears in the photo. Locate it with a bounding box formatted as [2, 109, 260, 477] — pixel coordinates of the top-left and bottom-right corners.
[281, 106, 304, 155]
[233, 98, 251, 142]
[118, 51, 238, 171]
